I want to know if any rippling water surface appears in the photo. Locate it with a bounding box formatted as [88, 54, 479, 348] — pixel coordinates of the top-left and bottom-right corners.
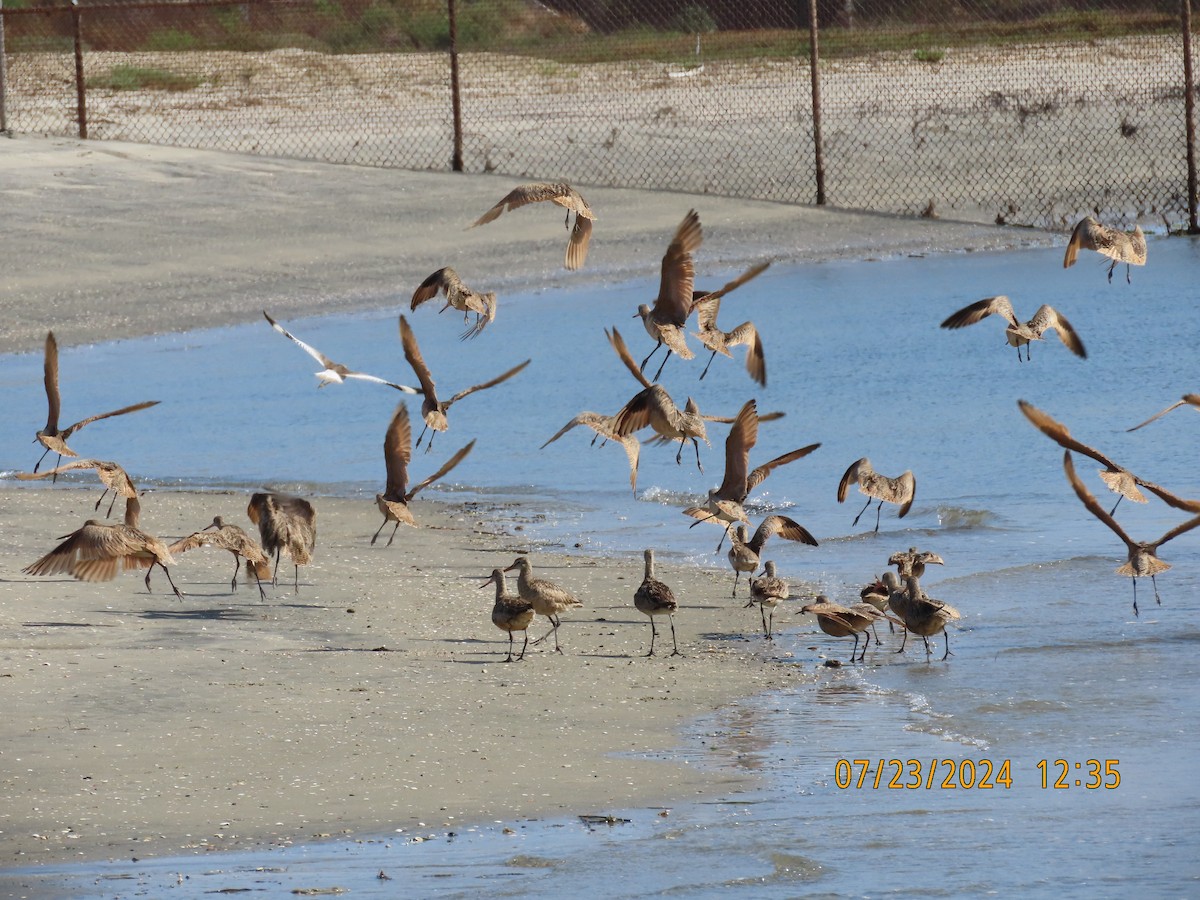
[3, 237, 1198, 896]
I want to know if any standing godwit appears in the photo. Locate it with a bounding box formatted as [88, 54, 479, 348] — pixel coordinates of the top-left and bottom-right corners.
[721, 515, 818, 597]
[800, 596, 898, 662]
[540, 411, 641, 495]
[373, 403, 474, 545]
[1062, 450, 1200, 615]
[634, 549, 682, 657]
[837, 458, 916, 532]
[33, 331, 160, 476]
[23, 495, 184, 599]
[747, 560, 789, 639]
[883, 572, 961, 660]
[479, 569, 535, 662]
[410, 267, 497, 340]
[168, 516, 272, 600]
[16, 458, 137, 518]
[1063, 216, 1146, 283]
[1127, 394, 1200, 432]
[504, 557, 583, 654]
[399, 314, 530, 452]
[940, 296, 1086, 361]
[470, 182, 595, 270]
[691, 260, 771, 385]
[246, 492, 317, 590]
[633, 209, 702, 381]
[263, 311, 420, 392]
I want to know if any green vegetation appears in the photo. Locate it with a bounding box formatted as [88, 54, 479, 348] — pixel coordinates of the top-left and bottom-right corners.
[913, 48, 944, 63]
[87, 65, 204, 92]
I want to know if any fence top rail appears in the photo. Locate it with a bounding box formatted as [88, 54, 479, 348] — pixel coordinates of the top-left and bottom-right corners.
[0, 0, 310, 17]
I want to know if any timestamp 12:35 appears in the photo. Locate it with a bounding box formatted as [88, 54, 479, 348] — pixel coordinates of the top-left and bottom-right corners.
[833, 758, 1121, 790]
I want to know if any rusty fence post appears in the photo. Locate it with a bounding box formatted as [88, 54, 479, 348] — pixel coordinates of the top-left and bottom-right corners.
[71, 0, 86, 138]
[448, 0, 463, 172]
[0, 0, 9, 135]
[808, 0, 825, 205]
[1183, 0, 1198, 233]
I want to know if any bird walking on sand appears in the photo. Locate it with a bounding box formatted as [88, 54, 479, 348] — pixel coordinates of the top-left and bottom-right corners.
[33, 331, 160, 476]
[247, 492, 317, 591]
[1063, 215, 1146, 283]
[23, 495, 184, 599]
[16, 458, 138, 518]
[721, 515, 818, 597]
[504, 556, 583, 654]
[410, 267, 497, 340]
[373, 403, 474, 545]
[634, 549, 681, 657]
[747, 560, 789, 639]
[540, 411, 641, 495]
[800, 596, 899, 662]
[168, 516, 272, 600]
[633, 209, 703, 381]
[837, 458, 916, 532]
[691, 260, 771, 385]
[1127, 394, 1200, 432]
[480, 568, 535, 662]
[1062, 450, 1200, 616]
[940, 296, 1086, 361]
[264, 311, 420, 392]
[888, 547, 945, 580]
[470, 182, 595, 270]
[399, 314, 529, 452]
[882, 572, 961, 660]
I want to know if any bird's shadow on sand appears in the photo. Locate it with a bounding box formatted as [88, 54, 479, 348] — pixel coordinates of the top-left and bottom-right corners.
[136, 607, 259, 621]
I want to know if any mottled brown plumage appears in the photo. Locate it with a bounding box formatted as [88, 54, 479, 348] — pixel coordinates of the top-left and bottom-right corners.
[247, 492, 317, 591]
[633, 209, 702, 380]
[691, 260, 771, 385]
[940, 296, 1086, 361]
[882, 572, 961, 660]
[747, 560, 788, 639]
[800, 596, 899, 662]
[470, 182, 595, 270]
[722, 515, 818, 598]
[837, 458, 916, 532]
[16, 458, 138, 518]
[169, 516, 272, 599]
[504, 556, 583, 654]
[410, 267, 497, 339]
[1127, 393, 1200, 432]
[480, 568, 535, 662]
[634, 548, 681, 657]
[1063, 216, 1146, 283]
[540, 411, 641, 495]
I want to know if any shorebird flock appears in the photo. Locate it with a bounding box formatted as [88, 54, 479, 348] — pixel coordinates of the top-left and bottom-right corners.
[15, 187, 1187, 663]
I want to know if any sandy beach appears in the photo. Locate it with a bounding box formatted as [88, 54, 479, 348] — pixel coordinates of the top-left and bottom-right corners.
[0, 135, 1049, 879]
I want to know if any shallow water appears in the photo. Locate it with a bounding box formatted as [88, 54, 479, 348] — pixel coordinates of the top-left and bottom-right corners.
[3, 238, 1199, 896]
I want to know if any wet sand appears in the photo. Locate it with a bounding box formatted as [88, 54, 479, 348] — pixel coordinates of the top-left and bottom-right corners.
[0, 135, 1046, 876]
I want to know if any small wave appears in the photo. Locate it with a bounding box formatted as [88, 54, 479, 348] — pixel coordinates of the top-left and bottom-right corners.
[935, 506, 1000, 529]
[638, 485, 706, 506]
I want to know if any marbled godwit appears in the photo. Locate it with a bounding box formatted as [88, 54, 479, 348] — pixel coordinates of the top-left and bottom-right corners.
[940, 296, 1086, 361]
[264, 311, 420, 392]
[800, 596, 899, 662]
[1063, 215, 1147, 283]
[480, 568, 535, 662]
[33, 331, 160, 476]
[691, 260, 771, 385]
[837, 458, 916, 532]
[882, 572, 961, 660]
[1127, 394, 1200, 432]
[470, 182, 595, 270]
[168, 516, 271, 600]
[16, 458, 137, 518]
[888, 548, 945, 580]
[1018, 399, 1163, 515]
[634, 548, 681, 657]
[247, 492, 317, 590]
[23, 495, 184, 599]
[720, 515, 818, 597]
[410, 267, 497, 340]
[373, 402, 475, 545]
[399, 314, 530, 452]
[860, 575, 892, 639]
[1062, 450, 1200, 615]
[503, 557, 583, 654]
[633, 209, 702, 381]
[540, 411, 641, 495]
[747, 560, 788, 639]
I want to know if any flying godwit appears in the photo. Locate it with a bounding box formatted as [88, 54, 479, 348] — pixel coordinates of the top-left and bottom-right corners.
[540, 411, 641, 495]
[168, 516, 272, 600]
[399, 314, 530, 452]
[264, 311, 420, 392]
[470, 182, 595, 270]
[800, 596, 899, 662]
[1062, 450, 1200, 616]
[882, 572, 961, 660]
[747, 560, 789, 639]
[634, 548, 682, 657]
[16, 458, 137, 518]
[504, 556, 583, 654]
[633, 209, 702, 381]
[479, 568, 535, 662]
[246, 492, 317, 590]
[23, 495, 184, 599]
[691, 260, 771, 385]
[1127, 394, 1200, 432]
[410, 267, 497, 340]
[373, 403, 474, 545]
[837, 458, 916, 532]
[888, 548, 945, 580]
[33, 331, 160, 476]
[940, 296, 1086, 361]
[720, 515, 818, 597]
[1063, 215, 1146, 283]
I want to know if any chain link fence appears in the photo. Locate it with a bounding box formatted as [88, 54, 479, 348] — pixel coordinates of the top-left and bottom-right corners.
[1, 0, 1195, 229]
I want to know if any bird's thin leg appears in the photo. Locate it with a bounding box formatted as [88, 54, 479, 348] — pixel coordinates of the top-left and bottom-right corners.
[370, 519, 388, 545]
[652, 349, 673, 383]
[552, 618, 563, 654]
[530, 618, 556, 645]
[1151, 573, 1162, 606]
[874, 500, 884, 533]
[293, 564, 300, 592]
[941, 631, 953, 661]
[49, 454, 64, 482]
[675, 439, 684, 465]
[105, 490, 118, 518]
[692, 439, 703, 474]
[160, 563, 185, 600]
[145, 566, 154, 593]
[715, 527, 729, 554]
[505, 632, 515, 663]
[731, 570, 740, 598]
[699, 350, 718, 380]
[386, 522, 401, 547]
[272, 548, 281, 586]
[871, 623, 882, 645]
[1132, 576, 1140, 617]
[767, 607, 776, 640]
[230, 553, 240, 591]
[850, 632, 860, 661]
[1108, 495, 1123, 517]
[922, 635, 932, 657]
[517, 630, 529, 661]
[1125, 263, 1131, 284]
[415, 421, 430, 450]
[668, 616, 681, 656]
[851, 496, 873, 527]
[1107, 260, 1116, 283]
[94, 489, 109, 512]
[32, 445, 52, 473]
[639, 341, 663, 374]
[896, 627, 909, 653]
[688, 509, 718, 529]
[646, 619, 657, 657]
